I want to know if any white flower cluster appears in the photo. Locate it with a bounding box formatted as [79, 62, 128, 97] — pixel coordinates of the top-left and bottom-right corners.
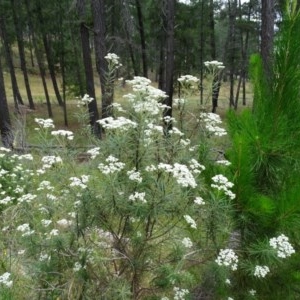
[269, 234, 295, 258]
[98, 156, 125, 175]
[174, 286, 189, 300]
[17, 193, 37, 204]
[34, 118, 55, 129]
[57, 218, 73, 228]
[189, 158, 205, 174]
[51, 130, 74, 140]
[215, 248, 238, 271]
[125, 77, 168, 114]
[86, 147, 100, 159]
[194, 196, 205, 205]
[254, 265, 270, 278]
[211, 174, 236, 199]
[182, 237, 193, 248]
[79, 94, 94, 106]
[97, 116, 137, 131]
[0, 196, 14, 205]
[127, 169, 143, 183]
[37, 155, 62, 174]
[204, 60, 225, 70]
[105, 53, 122, 68]
[184, 215, 197, 229]
[16, 223, 35, 237]
[159, 163, 197, 188]
[178, 74, 199, 84]
[41, 219, 52, 227]
[199, 112, 227, 136]
[0, 272, 13, 288]
[37, 180, 54, 191]
[18, 154, 33, 161]
[69, 175, 90, 189]
[128, 192, 146, 203]
[216, 159, 231, 166]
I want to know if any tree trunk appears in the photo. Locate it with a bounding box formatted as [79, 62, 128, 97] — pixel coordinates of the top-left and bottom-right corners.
[11, 0, 35, 109]
[77, 0, 100, 137]
[122, 0, 139, 76]
[36, 0, 63, 107]
[135, 0, 148, 78]
[261, 0, 274, 78]
[228, 0, 237, 108]
[0, 56, 13, 148]
[0, 16, 23, 111]
[162, 0, 175, 131]
[25, 0, 52, 118]
[92, 0, 114, 122]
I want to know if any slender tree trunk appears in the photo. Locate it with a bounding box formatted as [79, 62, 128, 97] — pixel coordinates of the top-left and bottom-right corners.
[77, 0, 100, 137]
[0, 17, 24, 111]
[92, 0, 114, 122]
[162, 0, 175, 131]
[36, 0, 63, 107]
[11, 0, 35, 109]
[0, 57, 13, 148]
[228, 0, 237, 108]
[135, 0, 148, 78]
[261, 0, 274, 78]
[122, 0, 139, 76]
[209, 0, 216, 60]
[199, 0, 205, 105]
[25, 0, 52, 118]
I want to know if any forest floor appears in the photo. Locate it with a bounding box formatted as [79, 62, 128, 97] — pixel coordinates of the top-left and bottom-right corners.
[3, 70, 254, 141]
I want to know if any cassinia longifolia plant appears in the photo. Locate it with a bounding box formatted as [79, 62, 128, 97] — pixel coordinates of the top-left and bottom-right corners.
[0, 55, 296, 299]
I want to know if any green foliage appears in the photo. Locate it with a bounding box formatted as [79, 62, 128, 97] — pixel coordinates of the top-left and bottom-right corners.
[226, 2, 300, 298]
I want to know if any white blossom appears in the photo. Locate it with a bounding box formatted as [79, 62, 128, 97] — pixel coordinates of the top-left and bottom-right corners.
[34, 118, 55, 129]
[182, 237, 193, 248]
[98, 156, 125, 174]
[51, 130, 74, 140]
[127, 169, 143, 183]
[269, 234, 295, 258]
[86, 147, 100, 159]
[254, 265, 270, 278]
[97, 116, 137, 131]
[184, 215, 197, 229]
[194, 196, 205, 205]
[129, 192, 146, 203]
[215, 248, 238, 271]
[0, 272, 13, 288]
[174, 287, 189, 300]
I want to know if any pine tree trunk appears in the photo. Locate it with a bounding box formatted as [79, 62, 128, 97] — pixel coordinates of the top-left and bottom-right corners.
[163, 0, 175, 131]
[136, 0, 148, 78]
[0, 16, 23, 111]
[11, 0, 35, 109]
[0, 57, 13, 148]
[25, 0, 52, 118]
[77, 0, 100, 137]
[36, 0, 63, 107]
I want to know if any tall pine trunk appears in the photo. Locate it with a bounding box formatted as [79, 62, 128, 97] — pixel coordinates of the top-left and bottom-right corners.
[0, 56, 13, 148]
[77, 0, 100, 137]
[25, 0, 52, 118]
[11, 0, 34, 109]
[36, 0, 63, 107]
[0, 16, 23, 111]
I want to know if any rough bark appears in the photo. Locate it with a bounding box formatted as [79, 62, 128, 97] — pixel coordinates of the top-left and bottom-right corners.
[163, 0, 175, 131]
[0, 57, 13, 148]
[11, 0, 35, 109]
[77, 0, 100, 137]
[25, 0, 52, 118]
[0, 16, 23, 111]
[36, 0, 63, 107]
[136, 0, 148, 78]
[261, 0, 274, 78]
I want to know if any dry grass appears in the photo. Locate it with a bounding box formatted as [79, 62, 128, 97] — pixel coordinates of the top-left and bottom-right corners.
[4, 69, 254, 142]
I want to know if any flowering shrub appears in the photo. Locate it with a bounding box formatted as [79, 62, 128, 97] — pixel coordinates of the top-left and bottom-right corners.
[0, 67, 297, 299]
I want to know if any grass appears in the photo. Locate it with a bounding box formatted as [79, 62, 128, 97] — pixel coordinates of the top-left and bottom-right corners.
[4, 68, 254, 147]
